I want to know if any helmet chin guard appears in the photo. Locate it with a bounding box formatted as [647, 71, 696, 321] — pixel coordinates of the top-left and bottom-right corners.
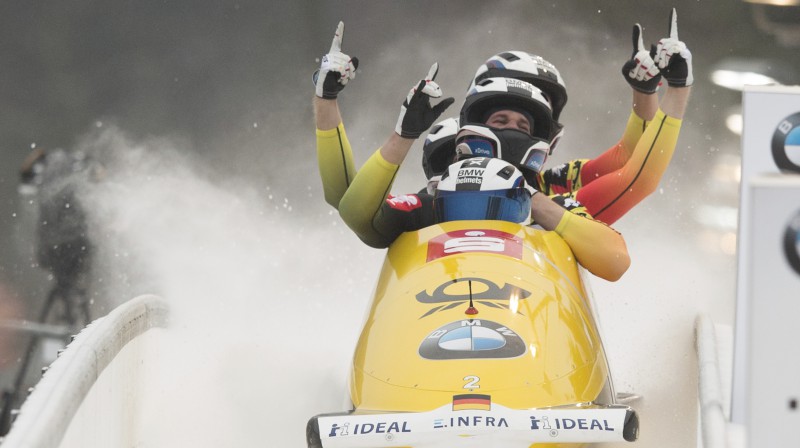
[455, 125, 551, 178]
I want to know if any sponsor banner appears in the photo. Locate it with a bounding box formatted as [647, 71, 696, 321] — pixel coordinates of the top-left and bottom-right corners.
[317, 403, 634, 447]
[743, 178, 800, 445]
[426, 229, 523, 262]
[733, 85, 800, 424]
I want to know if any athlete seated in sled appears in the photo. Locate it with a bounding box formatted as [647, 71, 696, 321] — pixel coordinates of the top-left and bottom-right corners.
[313, 10, 692, 225]
[342, 71, 630, 281]
[313, 38, 631, 279]
[318, 54, 628, 280]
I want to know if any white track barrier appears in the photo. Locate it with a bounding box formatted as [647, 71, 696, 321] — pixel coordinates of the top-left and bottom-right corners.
[1, 294, 168, 448]
[696, 314, 726, 448]
[696, 314, 747, 448]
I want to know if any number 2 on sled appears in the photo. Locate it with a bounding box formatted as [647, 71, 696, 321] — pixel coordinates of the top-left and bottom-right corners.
[463, 375, 480, 389]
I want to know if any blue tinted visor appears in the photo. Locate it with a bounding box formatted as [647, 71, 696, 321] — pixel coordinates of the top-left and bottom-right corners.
[456, 136, 498, 159]
[434, 188, 531, 224]
[521, 146, 548, 173]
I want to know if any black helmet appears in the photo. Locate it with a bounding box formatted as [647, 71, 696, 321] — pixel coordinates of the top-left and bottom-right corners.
[421, 117, 460, 182]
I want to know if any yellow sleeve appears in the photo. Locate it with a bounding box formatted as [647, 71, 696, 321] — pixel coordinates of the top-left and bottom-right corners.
[620, 110, 649, 159]
[338, 149, 400, 245]
[553, 211, 631, 281]
[624, 108, 681, 195]
[317, 123, 357, 209]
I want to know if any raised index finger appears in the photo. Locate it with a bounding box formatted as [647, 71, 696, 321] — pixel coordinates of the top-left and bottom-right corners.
[330, 21, 344, 53]
[633, 24, 645, 53]
[669, 8, 678, 40]
[426, 62, 439, 82]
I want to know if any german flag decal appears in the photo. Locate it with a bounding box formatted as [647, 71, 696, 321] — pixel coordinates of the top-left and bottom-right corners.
[452, 394, 491, 411]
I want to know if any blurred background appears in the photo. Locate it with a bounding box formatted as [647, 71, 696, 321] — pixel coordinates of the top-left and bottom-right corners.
[0, 0, 798, 446]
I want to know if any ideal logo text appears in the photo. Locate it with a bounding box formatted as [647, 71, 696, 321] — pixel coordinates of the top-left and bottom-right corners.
[328, 421, 411, 437]
[530, 415, 615, 431]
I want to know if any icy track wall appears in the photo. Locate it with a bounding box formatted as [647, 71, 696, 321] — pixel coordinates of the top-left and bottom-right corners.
[1, 295, 168, 448]
[4, 127, 381, 448]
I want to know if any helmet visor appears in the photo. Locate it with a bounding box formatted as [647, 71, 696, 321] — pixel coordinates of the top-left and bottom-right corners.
[434, 188, 531, 224]
[521, 145, 549, 173]
[455, 134, 499, 160]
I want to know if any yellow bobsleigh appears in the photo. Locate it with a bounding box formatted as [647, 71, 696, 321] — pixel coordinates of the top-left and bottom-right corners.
[307, 220, 638, 447]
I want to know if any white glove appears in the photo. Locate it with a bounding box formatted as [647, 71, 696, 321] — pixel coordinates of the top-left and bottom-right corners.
[313, 21, 359, 99]
[654, 9, 693, 87]
[622, 24, 661, 93]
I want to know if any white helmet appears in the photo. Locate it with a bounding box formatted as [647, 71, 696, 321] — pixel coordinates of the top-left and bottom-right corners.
[434, 157, 534, 224]
[460, 77, 557, 142]
[470, 50, 568, 122]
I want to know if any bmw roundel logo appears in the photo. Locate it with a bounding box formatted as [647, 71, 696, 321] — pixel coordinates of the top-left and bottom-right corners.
[419, 319, 526, 360]
[772, 112, 800, 174]
[784, 210, 800, 276]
